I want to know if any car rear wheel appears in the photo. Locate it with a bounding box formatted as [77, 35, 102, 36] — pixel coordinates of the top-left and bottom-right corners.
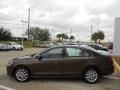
[83, 68, 99, 84]
[14, 67, 31, 82]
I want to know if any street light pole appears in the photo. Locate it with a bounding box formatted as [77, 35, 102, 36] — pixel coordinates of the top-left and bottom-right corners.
[22, 34, 24, 45]
[21, 20, 27, 46]
[28, 8, 30, 40]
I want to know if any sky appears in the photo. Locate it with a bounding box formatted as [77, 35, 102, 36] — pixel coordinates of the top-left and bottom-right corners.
[0, 0, 120, 42]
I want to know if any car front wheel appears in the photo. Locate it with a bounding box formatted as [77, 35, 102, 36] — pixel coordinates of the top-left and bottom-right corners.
[14, 67, 31, 82]
[83, 68, 99, 84]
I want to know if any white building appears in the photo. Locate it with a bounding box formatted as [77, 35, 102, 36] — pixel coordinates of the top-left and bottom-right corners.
[113, 17, 120, 56]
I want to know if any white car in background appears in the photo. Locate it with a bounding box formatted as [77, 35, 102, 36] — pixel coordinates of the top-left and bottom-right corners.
[7, 42, 24, 50]
[81, 45, 110, 55]
[0, 43, 10, 51]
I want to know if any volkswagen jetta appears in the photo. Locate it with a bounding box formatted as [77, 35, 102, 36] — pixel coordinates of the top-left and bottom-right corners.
[7, 45, 114, 84]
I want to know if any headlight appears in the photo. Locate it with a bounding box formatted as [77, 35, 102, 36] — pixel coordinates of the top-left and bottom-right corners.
[8, 61, 13, 66]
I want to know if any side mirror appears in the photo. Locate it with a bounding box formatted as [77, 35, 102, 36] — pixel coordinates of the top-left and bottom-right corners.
[35, 55, 42, 60]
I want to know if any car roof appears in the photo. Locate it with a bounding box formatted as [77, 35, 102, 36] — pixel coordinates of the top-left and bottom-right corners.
[50, 45, 97, 52]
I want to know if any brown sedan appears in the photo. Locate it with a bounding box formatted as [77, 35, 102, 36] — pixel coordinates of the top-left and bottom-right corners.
[7, 45, 114, 83]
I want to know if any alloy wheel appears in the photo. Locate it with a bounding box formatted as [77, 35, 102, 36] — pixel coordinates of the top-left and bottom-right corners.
[83, 68, 99, 84]
[15, 68, 30, 82]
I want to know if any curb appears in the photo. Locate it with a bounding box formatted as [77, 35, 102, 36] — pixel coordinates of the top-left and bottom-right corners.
[112, 58, 120, 73]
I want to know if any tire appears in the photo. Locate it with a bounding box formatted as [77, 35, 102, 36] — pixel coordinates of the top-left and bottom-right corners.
[82, 68, 99, 84]
[21, 48, 23, 51]
[13, 47, 16, 51]
[14, 67, 31, 82]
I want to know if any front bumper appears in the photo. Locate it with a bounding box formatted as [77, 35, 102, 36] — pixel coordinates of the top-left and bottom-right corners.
[6, 65, 14, 76]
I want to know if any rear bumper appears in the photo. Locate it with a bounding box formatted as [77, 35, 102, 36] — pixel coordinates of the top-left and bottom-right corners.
[101, 65, 114, 76]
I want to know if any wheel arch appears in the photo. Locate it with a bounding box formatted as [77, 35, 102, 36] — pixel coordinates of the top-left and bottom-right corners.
[82, 65, 102, 76]
[12, 65, 31, 76]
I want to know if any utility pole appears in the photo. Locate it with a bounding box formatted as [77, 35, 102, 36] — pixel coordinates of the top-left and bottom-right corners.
[97, 22, 100, 43]
[21, 20, 27, 45]
[28, 8, 30, 40]
[91, 25, 93, 42]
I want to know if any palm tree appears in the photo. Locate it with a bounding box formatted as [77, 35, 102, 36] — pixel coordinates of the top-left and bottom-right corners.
[56, 34, 62, 42]
[61, 33, 66, 42]
[91, 31, 105, 43]
[64, 34, 69, 41]
[70, 35, 75, 42]
[91, 33, 98, 43]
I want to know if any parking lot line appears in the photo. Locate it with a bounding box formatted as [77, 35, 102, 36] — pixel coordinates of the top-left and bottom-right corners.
[105, 76, 120, 80]
[112, 58, 120, 73]
[0, 85, 15, 90]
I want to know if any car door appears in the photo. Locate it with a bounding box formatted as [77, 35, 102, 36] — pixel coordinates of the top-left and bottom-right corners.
[61, 47, 92, 75]
[31, 47, 65, 75]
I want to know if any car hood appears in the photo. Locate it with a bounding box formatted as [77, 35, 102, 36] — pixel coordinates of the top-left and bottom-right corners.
[12, 55, 32, 60]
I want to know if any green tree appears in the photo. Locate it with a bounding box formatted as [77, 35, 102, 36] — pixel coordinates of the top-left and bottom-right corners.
[56, 34, 62, 42]
[26, 27, 50, 41]
[70, 35, 75, 42]
[91, 31, 105, 43]
[0, 27, 12, 41]
[91, 32, 98, 43]
[97, 31, 105, 43]
[56, 33, 75, 42]
[56, 33, 69, 42]
[64, 34, 69, 41]
[61, 33, 66, 41]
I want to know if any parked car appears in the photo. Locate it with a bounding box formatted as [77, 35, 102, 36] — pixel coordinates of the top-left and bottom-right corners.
[36, 43, 51, 48]
[80, 45, 110, 55]
[6, 42, 24, 50]
[108, 43, 113, 50]
[36, 43, 56, 48]
[7, 45, 114, 83]
[48, 42, 57, 47]
[87, 44, 108, 51]
[0, 43, 10, 51]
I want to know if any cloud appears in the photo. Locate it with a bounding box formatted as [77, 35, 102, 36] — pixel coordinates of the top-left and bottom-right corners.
[0, 0, 119, 42]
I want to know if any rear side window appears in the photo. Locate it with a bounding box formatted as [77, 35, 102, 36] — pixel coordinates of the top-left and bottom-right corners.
[66, 47, 91, 57]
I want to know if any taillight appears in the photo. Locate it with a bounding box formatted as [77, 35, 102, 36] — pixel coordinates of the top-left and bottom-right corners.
[107, 56, 113, 65]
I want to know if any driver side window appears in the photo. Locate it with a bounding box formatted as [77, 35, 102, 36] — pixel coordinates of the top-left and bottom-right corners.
[41, 48, 63, 59]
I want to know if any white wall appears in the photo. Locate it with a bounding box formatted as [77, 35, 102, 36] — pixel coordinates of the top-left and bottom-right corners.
[113, 17, 120, 56]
